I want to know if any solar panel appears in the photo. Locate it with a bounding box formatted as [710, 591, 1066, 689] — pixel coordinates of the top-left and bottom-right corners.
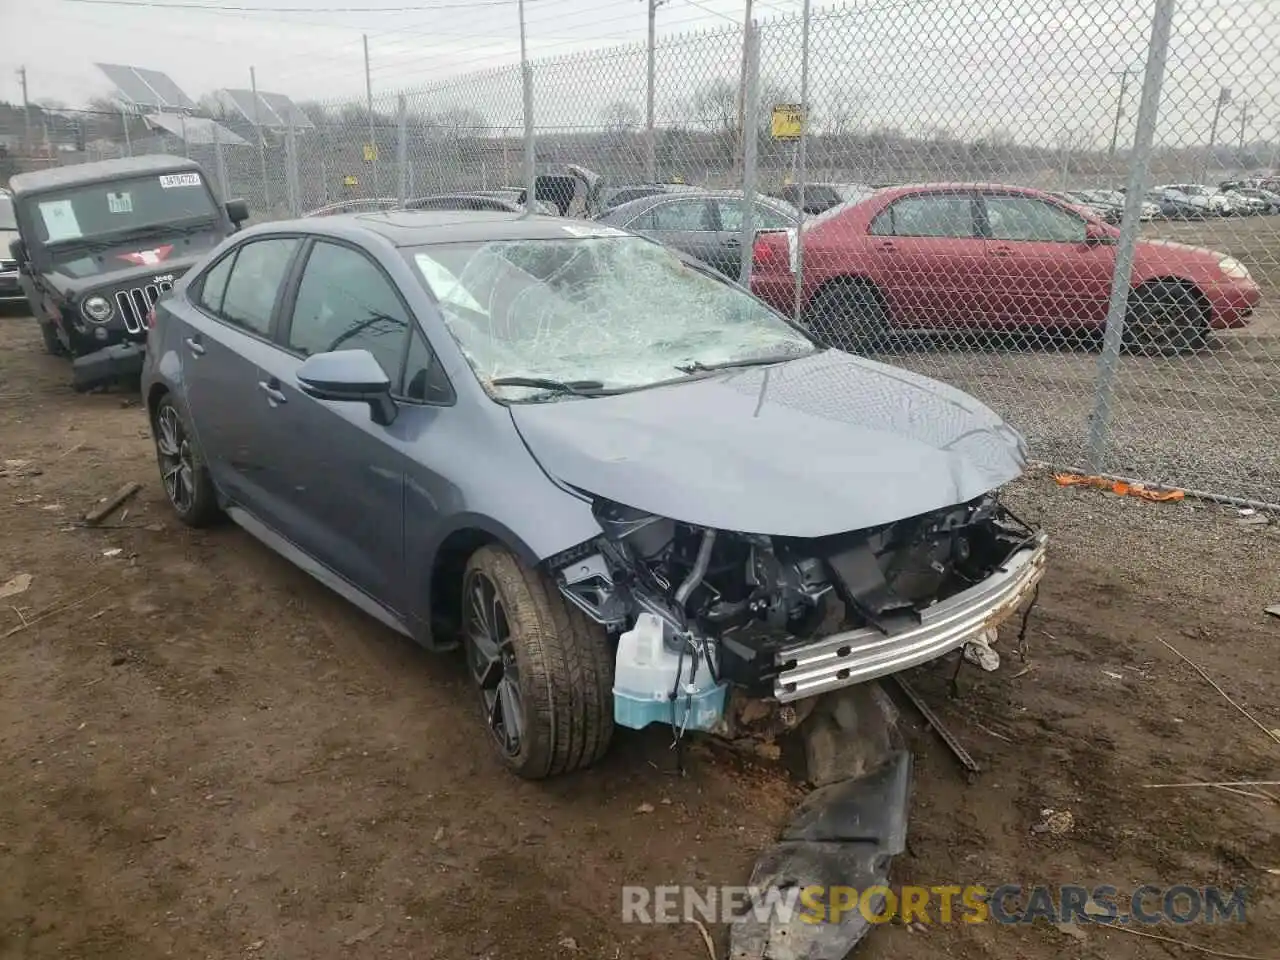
[133, 67, 196, 111]
[216, 88, 313, 130]
[96, 63, 195, 112]
[260, 91, 314, 130]
[146, 113, 250, 146]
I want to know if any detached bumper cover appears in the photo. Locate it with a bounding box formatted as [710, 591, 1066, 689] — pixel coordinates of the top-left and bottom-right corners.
[71, 340, 146, 390]
[775, 534, 1048, 701]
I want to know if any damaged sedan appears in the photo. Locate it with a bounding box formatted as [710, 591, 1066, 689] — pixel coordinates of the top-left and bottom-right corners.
[141, 209, 1045, 779]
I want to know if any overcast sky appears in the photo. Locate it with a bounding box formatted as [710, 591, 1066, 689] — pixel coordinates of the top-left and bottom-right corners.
[1, 0, 1275, 150]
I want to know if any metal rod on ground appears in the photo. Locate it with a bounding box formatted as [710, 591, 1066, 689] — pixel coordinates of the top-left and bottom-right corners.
[792, 0, 810, 319]
[364, 34, 379, 197]
[250, 66, 268, 209]
[1044, 464, 1280, 514]
[396, 94, 408, 205]
[517, 0, 536, 216]
[644, 0, 659, 182]
[1086, 0, 1175, 474]
[737, 20, 760, 287]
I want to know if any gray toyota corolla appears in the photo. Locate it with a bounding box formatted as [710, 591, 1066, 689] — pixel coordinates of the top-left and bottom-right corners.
[141, 210, 1046, 779]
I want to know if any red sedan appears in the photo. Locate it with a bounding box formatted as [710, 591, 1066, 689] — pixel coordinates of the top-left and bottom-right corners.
[750, 183, 1260, 353]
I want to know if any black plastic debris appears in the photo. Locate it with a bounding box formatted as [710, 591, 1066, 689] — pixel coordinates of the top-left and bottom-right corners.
[729, 726, 912, 960]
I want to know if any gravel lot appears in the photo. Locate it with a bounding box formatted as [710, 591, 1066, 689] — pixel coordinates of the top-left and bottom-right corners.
[1, 311, 1277, 960]
[878, 214, 1280, 508]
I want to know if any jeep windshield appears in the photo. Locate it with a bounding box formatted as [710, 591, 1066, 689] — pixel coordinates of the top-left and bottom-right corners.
[0, 195, 16, 231]
[24, 171, 218, 251]
[410, 234, 817, 399]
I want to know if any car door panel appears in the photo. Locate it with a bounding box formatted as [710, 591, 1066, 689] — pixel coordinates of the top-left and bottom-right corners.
[249, 345, 413, 613]
[868, 193, 987, 327]
[712, 199, 797, 278]
[248, 239, 438, 614]
[980, 193, 1113, 328]
[177, 237, 301, 511]
[629, 199, 719, 269]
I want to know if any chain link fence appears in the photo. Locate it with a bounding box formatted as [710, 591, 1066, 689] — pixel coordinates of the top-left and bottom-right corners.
[76, 0, 1278, 509]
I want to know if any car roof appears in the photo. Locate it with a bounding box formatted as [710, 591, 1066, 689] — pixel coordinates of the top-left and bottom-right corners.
[242, 209, 626, 247]
[602, 190, 797, 219]
[9, 154, 202, 196]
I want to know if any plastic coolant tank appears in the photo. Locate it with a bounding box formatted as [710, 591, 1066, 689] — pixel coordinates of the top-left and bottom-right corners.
[612, 612, 727, 731]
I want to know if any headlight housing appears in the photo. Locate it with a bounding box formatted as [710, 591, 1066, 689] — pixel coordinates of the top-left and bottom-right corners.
[1217, 256, 1251, 280]
[81, 295, 114, 323]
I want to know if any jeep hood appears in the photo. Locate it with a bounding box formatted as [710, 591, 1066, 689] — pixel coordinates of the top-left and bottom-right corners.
[42, 244, 213, 298]
[509, 351, 1028, 538]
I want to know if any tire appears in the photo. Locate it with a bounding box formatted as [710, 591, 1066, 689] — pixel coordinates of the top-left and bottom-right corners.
[462, 545, 614, 779]
[804, 281, 889, 352]
[39, 319, 68, 357]
[1123, 282, 1209, 356]
[152, 394, 221, 527]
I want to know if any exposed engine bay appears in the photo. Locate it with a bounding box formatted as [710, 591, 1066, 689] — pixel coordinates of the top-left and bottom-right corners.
[551, 492, 1043, 724]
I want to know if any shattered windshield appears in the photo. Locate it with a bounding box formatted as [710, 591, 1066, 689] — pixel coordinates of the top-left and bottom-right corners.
[22, 172, 218, 248]
[409, 236, 816, 399]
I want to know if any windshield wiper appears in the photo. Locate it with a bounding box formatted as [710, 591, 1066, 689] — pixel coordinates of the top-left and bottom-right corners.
[674, 352, 814, 375]
[489, 376, 607, 397]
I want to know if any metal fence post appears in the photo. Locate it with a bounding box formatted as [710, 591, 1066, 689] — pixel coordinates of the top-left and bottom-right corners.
[212, 120, 229, 201]
[285, 120, 300, 218]
[737, 21, 760, 286]
[644, 0, 658, 181]
[792, 0, 811, 318]
[1087, 0, 1176, 473]
[518, 0, 537, 213]
[397, 94, 408, 204]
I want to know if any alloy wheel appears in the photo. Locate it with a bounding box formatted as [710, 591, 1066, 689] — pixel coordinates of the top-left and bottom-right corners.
[463, 570, 524, 757]
[156, 406, 196, 514]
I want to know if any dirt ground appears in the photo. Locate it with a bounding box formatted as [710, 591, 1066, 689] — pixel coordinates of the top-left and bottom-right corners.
[0, 310, 1277, 960]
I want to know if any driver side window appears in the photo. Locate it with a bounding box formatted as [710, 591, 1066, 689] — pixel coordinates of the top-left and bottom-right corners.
[287, 241, 410, 383]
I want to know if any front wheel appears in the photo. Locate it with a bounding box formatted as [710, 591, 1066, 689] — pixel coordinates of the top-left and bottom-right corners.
[153, 395, 221, 527]
[1123, 282, 1209, 356]
[462, 545, 614, 779]
[39, 319, 68, 357]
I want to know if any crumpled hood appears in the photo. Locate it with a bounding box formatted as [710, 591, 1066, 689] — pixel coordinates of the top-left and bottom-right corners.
[509, 350, 1028, 537]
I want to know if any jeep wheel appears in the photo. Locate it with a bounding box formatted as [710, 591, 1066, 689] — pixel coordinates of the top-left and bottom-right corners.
[462, 545, 614, 779]
[153, 395, 220, 527]
[39, 319, 68, 357]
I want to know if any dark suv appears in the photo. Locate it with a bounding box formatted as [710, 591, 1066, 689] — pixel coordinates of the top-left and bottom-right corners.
[8, 154, 247, 389]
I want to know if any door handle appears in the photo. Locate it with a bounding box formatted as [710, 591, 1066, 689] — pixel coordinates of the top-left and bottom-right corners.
[724, 236, 741, 247]
[877, 240, 896, 251]
[184, 336, 205, 356]
[257, 380, 287, 406]
[991, 245, 1014, 256]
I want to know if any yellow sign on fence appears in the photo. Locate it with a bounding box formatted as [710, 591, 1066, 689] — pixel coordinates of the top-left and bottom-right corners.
[771, 103, 806, 140]
[363, 143, 378, 163]
[343, 175, 359, 187]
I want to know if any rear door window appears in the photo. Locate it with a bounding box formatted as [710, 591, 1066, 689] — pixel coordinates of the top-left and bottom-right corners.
[219, 237, 300, 336]
[871, 194, 976, 238]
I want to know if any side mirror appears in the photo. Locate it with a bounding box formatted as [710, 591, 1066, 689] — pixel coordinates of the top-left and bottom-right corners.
[8, 237, 27, 271]
[1084, 223, 1116, 246]
[225, 198, 250, 229]
[296, 349, 397, 426]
